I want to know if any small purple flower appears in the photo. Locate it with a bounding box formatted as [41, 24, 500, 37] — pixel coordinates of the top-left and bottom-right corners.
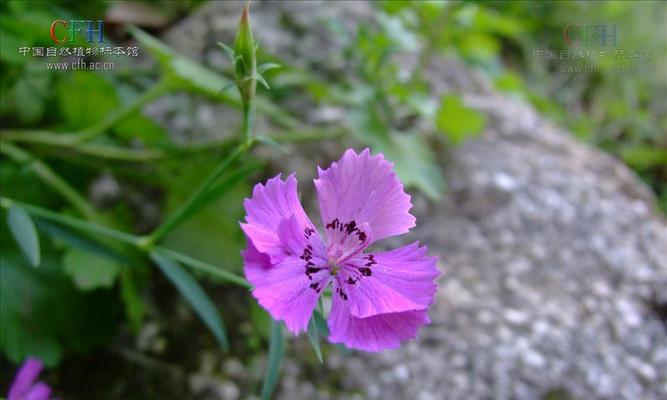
[241, 148, 440, 351]
[8, 358, 53, 400]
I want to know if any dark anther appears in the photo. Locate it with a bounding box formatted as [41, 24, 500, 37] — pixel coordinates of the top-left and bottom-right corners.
[326, 218, 340, 230]
[357, 231, 367, 242]
[345, 220, 357, 234]
[359, 267, 372, 276]
[365, 254, 376, 266]
[346, 277, 357, 285]
[309, 283, 319, 291]
[300, 244, 314, 262]
[303, 227, 315, 238]
[305, 265, 322, 279]
[336, 287, 348, 300]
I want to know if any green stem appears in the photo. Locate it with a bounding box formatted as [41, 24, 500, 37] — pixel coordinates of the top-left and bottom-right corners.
[72, 79, 172, 143]
[0, 197, 137, 245]
[2, 124, 342, 154]
[148, 145, 246, 244]
[242, 101, 254, 148]
[1, 132, 165, 161]
[148, 94, 258, 244]
[0, 143, 98, 221]
[0, 197, 251, 287]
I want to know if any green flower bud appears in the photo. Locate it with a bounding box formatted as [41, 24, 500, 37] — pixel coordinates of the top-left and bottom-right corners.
[234, 2, 256, 103]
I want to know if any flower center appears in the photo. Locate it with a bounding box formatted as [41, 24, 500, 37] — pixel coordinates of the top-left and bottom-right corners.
[324, 218, 371, 265]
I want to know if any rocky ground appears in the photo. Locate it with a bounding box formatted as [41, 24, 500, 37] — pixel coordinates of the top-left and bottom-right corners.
[147, 2, 667, 399]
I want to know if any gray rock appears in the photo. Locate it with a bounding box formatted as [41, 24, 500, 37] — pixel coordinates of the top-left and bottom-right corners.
[158, 2, 667, 400]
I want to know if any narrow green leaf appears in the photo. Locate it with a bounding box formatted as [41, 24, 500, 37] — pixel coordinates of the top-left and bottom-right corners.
[218, 81, 237, 94]
[0, 197, 140, 246]
[313, 309, 329, 336]
[150, 251, 229, 350]
[217, 42, 236, 64]
[156, 247, 251, 288]
[199, 160, 264, 207]
[35, 220, 131, 264]
[254, 135, 288, 154]
[7, 206, 40, 267]
[261, 320, 285, 400]
[254, 73, 271, 90]
[307, 315, 323, 364]
[257, 63, 281, 74]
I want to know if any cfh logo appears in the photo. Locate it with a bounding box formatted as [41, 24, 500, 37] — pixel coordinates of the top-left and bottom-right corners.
[563, 24, 618, 47]
[49, 20, 104, 44]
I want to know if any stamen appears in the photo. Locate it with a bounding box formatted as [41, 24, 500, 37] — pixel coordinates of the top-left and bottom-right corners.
[324, 218, 371, 264]
[335, 286, 348, 301]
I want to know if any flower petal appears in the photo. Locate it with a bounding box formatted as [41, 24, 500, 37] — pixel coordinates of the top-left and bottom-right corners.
[241, 173, 314, 263]
[250, 255, 329, 334]
[334, 242, 439, 318]
[314, 148, 416, 244]
[8, 358, 43, 400]
[243, 215, 329, 334]
[327, 296, 431, 352]
[23, 382, 52, 400]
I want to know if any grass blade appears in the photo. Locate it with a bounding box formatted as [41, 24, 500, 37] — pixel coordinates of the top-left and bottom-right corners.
[150, 250, 228, 351]
[7, 206, 40, 267]
[261, 320, 285, 400]
[36, 219, 132, 264]
[156, 247, 250, 288]
[149, 145, 243, 243]
[307, 315, 323, 364]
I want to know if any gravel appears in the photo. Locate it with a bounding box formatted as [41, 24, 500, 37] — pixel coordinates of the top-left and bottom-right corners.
[155, 2, 667, 399]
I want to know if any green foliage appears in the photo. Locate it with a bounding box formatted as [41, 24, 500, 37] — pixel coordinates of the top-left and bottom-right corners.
[1, 64, 52, 125]
[130, 27, 237, 104]
[469, 1, 666, 211]
[0, 0, 664, 396]
[0, 253, 117, 366]
[150, 251, 229, 351]
[62, 248, 121, 290]
[261, 320, 285, 400]
[307, 314, 323, 364]
[58, 71, 118, 129]
[382, 0, 666, 212]
[7, 206, 40, 267]
[436, 94, 487, 144]
[120, 267, 146, 333]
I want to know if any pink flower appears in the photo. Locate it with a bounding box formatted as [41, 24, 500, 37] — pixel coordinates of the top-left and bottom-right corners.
[8, 358, 53, 400]
[241, 148, 440, 351]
